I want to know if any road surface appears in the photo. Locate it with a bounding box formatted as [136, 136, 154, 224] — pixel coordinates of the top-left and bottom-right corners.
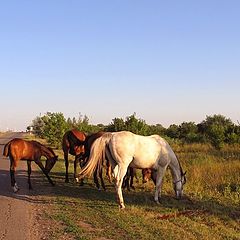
[0, 132, 39, 240]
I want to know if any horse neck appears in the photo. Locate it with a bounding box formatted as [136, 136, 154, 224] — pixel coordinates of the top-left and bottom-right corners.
[40, 146, 54, 159]
[168, 152, 182, 182]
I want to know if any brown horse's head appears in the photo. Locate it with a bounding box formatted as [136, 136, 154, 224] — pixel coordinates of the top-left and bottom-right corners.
[45, 147, 58, 174]
[142, 168, 152, 183]
[142, 168, 157, 184]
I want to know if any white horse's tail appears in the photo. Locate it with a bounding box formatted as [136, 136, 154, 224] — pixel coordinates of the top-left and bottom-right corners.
[79, 133, 112, 178]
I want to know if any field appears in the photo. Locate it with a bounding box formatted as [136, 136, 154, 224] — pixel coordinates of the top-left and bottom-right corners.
[29, 136, 240, 240]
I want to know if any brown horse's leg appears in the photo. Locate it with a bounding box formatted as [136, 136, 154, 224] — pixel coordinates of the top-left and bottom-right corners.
[27, 160, 33, 190]
[94, 169, 100, 190]
[99, 168, 106, 191]
[10, 157, 19, 193]
[35, 159, 55, 186]
[74, 156, 79, 182]
[106, 160, 112, 183]
[129, 167, 135, 190]
[64, 151, 69, 183]
[122, 168, 131, 191]
[77, 155, 85, 186]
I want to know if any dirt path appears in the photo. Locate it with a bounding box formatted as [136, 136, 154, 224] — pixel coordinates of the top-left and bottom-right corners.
[0, 132, 41, 240]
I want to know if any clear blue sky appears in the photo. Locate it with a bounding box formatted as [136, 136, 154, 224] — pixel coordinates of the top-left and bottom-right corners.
[0, 1, 239, 131]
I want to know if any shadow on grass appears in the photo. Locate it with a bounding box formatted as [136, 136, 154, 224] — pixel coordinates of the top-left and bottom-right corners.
[0, 168, 239, 221]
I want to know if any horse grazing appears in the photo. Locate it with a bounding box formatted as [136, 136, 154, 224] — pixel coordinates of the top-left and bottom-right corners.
[142, 168, 157, 185]
[62, 129, 86, 183]
[3, 138, 58, 192]
[79, 131, 186, 209]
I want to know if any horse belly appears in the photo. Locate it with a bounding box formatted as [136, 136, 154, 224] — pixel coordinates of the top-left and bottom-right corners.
[130, 154, 158, 169]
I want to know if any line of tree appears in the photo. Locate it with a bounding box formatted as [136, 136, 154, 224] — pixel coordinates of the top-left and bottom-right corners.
[29, 112, 240, 149]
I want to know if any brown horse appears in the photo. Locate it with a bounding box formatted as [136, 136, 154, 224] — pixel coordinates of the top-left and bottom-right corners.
[3, 138, 58, 192]
[142, 168, 157, 185]
[62, 129, 86, 183]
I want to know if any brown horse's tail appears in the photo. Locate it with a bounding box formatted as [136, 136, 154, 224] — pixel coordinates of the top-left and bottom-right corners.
[79, 133, 112, 178]
[3, 141, 11, 157]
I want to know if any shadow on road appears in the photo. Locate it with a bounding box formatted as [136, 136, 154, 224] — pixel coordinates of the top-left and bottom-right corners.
[0, 168, 239, 222]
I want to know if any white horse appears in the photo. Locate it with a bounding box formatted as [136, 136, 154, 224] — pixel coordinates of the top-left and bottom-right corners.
[79, 131, 186, 209]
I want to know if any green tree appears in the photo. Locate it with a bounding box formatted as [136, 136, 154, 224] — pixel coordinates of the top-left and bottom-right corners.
[42, 112, 68, 147]
[179, 122, 199, 143]
[148, 124, 166, 136]
[200, 114, 234, 148]
[32, 115, 45, 138]
[107, 117, 126, 132]
[125, 113, 149, 135]
[166, 124, 180, 139]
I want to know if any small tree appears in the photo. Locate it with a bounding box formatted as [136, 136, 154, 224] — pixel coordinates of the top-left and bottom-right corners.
[42, 112, 68, 147]
[125, 113, 149, 135]
[200, 114, 233, 149]
[32, 116, 45, 138]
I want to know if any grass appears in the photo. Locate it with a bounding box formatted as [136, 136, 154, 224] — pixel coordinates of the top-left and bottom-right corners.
[28, 136, 240, 240]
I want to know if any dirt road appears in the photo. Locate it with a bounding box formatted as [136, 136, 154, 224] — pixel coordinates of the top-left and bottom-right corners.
[0, 132, 40, 240]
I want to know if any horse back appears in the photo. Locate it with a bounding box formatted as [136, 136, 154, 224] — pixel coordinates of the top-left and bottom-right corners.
[71, 129, 86, 142]
[110, 131, 163, 169]
[5, 138, 40, 160]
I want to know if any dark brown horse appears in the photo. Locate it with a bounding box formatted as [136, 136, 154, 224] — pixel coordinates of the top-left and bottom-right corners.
[3, 138, 58, 192]
[83, 131, 112, 190]
[122, 167, 139, 191]
[62, 129, 86, 183]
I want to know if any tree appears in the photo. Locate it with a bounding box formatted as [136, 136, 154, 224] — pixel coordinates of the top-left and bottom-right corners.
[179, 122, 199, 143]
[200, 114, 234, 149]
[42, 112, 68, 147]
[148, 124, 166, 136]
[31, 116, 45, 138]
[166, 124, 180, 139]
[107, 117, 126, 132]
[125, 113, 149, 135]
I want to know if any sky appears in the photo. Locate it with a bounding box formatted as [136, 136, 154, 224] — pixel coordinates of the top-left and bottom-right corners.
[0, 1, 239, 131]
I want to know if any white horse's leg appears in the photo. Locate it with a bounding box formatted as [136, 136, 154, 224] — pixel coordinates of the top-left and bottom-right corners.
[154, 166, 167, 204]
[115, 165, 128, 209]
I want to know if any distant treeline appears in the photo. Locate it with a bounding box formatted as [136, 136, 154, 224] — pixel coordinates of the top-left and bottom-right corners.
[29, 112, 240, 149]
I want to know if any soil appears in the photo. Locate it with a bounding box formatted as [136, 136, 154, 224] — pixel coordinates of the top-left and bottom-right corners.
[0, 132, 52, 240]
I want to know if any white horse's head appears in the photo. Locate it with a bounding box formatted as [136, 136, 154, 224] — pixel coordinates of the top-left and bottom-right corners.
[173, 171, 186, 199]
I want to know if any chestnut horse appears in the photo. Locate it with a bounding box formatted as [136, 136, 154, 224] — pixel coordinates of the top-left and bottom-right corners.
[62, 129, 86, 183]
[142, 168, 157, 185]
[3, 138, 58, 192]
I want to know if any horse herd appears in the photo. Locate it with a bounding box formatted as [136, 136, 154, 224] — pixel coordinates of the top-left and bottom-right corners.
[2, 129, 186, 209]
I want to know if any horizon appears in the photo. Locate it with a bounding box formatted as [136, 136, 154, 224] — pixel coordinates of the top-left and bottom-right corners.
[0, 1, 239, 131]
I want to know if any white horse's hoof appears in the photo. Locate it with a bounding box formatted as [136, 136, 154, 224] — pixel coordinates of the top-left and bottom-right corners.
[13, 183, 19, 193]
[75, 177, 79, 183]
[119, 204, 125, 210]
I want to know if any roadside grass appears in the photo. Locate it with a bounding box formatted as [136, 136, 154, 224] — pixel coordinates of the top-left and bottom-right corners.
[28, 136, 240, 240]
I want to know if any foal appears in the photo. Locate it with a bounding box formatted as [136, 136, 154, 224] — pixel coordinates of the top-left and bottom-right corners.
[3, 138, 58, 192]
